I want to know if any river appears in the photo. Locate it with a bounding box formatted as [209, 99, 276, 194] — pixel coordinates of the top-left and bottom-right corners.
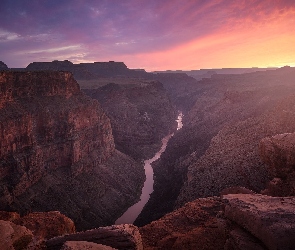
[115, 112, 183, 224]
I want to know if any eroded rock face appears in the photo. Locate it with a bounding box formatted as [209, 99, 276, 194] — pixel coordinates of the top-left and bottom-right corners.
[84, 80, 176, 160]
[0, 71, 144, 230]
[223, 194, 295, 250]
[139, 197, 226, 250]
[259, 133, 295, 197]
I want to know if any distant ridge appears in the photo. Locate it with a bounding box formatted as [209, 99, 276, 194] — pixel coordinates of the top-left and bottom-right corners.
[25, 60, 149, 79]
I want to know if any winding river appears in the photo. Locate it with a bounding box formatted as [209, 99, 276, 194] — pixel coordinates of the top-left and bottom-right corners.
[115, 112, 183, 224]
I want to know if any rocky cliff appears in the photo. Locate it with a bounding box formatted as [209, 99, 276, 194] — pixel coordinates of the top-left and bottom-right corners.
[0, 71, 144, 230]
[136, 67, 295, 225]
[84, 80, 177, 160]
[259, 132, 295, 196]
[140, 193, 295, 250]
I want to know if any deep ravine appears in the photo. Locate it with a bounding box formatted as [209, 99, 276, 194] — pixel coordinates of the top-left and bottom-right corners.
[115, 112, 183, 224]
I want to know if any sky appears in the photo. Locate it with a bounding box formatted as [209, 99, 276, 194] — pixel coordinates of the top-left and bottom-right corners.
[1, 0, 295, 71]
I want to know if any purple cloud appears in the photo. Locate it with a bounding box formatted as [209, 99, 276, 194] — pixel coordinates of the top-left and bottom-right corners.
[0, 0, 294, 69]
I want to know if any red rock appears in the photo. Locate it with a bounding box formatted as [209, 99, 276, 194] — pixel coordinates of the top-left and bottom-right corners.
[0, 219, 33, 250]
[61, 241, 117, 250]
[0, 71, 144, 230]
[0, 211, 20, 221]
[139, 197, 226, 250]
[14, 211, 75, 240]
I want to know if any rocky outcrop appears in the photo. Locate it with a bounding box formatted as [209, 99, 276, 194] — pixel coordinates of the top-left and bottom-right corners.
[61, 241, 116, 250]
[0, 71, 144, 230]
[14, 211, 75, 240]
[136, 67, 295, 225]
[259, 132, 295, 196]
[0, 220, 33, 250]
[139, 197, 226, 250]
[139, 193, 295, 250]
[0, 210, 76, 249]
[223, 194, 295, 250]
[0, 61, 8, 70]
[84, 80, 176, 160]
[46, 224, 143, 250]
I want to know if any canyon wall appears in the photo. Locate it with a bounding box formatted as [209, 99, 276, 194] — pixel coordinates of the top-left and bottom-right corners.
[84, 80, 177, 160]
[0, 71, 144, 230]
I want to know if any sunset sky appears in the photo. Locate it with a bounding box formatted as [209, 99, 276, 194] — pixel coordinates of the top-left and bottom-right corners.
[1, 0, 294, 71]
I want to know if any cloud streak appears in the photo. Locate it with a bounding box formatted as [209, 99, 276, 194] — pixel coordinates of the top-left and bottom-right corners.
[0, 0, 294, 69]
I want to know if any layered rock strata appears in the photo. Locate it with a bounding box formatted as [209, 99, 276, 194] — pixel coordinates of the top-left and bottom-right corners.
[0, 71, 144, 230]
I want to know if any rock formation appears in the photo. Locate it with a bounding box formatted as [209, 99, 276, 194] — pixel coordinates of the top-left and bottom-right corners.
[14, 211, 75, 240]
[0, 210, 143, 250]
[139, 193, 295, 250]
[0, 71, 144, 230]
[222, 194, 295, 250]
[259, 132, 295, 196]
[0, 219, 33, 250]
[61, 241, 116, 250]
[84, 80, 177, 159]
[139, 197, 226, 250]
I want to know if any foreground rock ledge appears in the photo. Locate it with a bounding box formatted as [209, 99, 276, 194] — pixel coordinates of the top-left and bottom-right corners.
[223, 194, 295, 250]
[46, 224, 143, 250]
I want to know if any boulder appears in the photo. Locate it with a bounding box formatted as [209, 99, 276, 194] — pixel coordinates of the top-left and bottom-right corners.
[61, 241, 117, 250]
[0, 220, 33, 250]
[223, 194, 295, 250]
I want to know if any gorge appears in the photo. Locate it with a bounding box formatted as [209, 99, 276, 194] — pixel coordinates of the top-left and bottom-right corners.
[1, 61, 295, 249]
[115, 112, 183, 224]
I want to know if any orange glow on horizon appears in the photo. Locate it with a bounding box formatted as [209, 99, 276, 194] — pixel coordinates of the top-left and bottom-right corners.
[120, 8, 295, 71]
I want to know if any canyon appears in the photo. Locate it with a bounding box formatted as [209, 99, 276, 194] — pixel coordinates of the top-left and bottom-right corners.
[1, 61, 295, 249]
